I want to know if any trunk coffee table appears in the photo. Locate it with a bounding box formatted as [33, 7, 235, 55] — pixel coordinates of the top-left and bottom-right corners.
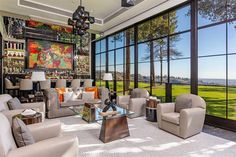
[96, 106, 134, 143]
[68, 100, 134, 143]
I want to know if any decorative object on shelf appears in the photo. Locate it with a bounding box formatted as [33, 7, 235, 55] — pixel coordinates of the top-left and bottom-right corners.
[102, 99, 117, 112]
[103, 73, 113, 90]
[3, 40, 25, 74]
[31, 71, 46, 92]
[3, 17, 25, 39]
[68, 0, 95, 36]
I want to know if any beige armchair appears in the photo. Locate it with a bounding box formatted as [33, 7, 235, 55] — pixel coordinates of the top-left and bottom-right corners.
[157, 94, 206, 139]
[0, 113, 79, 157]
[0, 94, 45, 124]
[117, 88, 149, 118]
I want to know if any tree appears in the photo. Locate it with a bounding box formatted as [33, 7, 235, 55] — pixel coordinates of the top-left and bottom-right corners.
[140, 12, 182, 87]
[198, 0, 236, 22]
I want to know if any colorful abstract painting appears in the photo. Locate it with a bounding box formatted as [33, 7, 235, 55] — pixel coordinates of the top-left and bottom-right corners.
[28, 39, 73, 69]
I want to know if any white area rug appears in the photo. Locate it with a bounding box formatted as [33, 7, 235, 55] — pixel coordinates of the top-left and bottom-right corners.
[58, 116, 236, 157]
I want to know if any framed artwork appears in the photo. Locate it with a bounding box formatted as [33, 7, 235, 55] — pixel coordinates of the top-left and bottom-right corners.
[28, 39, 73, 69]
[76, 55, 90, 75]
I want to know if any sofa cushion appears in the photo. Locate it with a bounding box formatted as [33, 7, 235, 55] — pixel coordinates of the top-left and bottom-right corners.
[12, 117, 35, 147]
[175, 95, 192, 113]
[63, 91, 74, 102]
[162, 112, 180, 125]
[85, 87, 99, 99]
[82, 92, 95, 101]
[7, 98, 23, 110]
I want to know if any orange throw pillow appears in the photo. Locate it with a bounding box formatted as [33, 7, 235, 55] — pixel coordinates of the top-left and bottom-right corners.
[85, 87, 99, 99]
[55, 88, 66, 103]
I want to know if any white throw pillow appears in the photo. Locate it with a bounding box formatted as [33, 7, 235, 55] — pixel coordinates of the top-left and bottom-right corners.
[63, 91, 73, 102]
[82, 92, 95, 101]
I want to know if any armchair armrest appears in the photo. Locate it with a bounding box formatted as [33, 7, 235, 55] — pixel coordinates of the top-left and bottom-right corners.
[156, 103, 175, 128]
[129, 98, 146, 118]
[2, 109, 25, 125]
[21, 102, 45, 113]
[157, 103, 175, 114]
[116, 95, 130, 109]
[180, 108, 206, 138]
[117, 95, 130, 104]
[27, 120, 61, 142]
[7, 135, 79, 157]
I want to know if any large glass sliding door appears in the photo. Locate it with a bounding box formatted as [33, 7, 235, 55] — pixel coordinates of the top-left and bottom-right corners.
[93, 0, 236, 130]
[198, 0, 236, 120]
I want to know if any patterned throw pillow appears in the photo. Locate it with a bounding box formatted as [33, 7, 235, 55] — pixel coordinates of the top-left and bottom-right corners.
[12, 117, 35, 147]
[85, 87, 99, 99]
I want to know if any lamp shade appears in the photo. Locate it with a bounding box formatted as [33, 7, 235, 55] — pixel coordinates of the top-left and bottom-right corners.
[31, 72, 46, 82]
[103, 73, 113, 81]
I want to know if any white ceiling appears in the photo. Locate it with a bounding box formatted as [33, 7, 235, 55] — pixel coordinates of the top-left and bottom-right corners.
[0, 0, 186, 35]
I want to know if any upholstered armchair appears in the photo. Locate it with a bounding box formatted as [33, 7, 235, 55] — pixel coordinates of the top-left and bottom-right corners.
[157, 94, 206, 139]
[0, 94, 45, 124]
[117, 88, 149, 118]
[0, 113, 79, 157]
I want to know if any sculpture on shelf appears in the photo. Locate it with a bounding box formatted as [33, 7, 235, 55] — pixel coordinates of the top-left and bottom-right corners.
[102, 99, 117, 112]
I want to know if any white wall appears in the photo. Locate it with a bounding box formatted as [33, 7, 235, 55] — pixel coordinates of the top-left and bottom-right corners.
[104, 0, 187, 36]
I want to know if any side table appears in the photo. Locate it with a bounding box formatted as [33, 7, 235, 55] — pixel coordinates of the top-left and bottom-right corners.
[14, 112, 42, 125]
[82, 103, 96, 123]
[146, 98, 160, 122]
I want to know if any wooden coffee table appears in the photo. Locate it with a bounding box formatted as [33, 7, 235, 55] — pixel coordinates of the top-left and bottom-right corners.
[15, 112, 42, 125]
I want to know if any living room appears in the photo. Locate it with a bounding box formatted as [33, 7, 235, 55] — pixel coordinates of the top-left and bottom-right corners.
[1, 0, 236, 157]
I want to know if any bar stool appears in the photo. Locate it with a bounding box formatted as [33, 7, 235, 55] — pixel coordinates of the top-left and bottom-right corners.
[71, 79, 81, 89]
[40, 79, 51, 90]
[5, 78, 19, 97]
[84, 79, 93, 88]
[19, 79, 33, 98]
[56, 79, 66, 88]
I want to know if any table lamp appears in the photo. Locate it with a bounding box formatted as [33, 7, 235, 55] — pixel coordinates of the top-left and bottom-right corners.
[103, 73, 113, 90]
[31, 71, 46, 92]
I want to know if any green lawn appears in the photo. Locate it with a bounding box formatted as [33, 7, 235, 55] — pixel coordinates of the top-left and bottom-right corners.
[97, 81, 236, 120]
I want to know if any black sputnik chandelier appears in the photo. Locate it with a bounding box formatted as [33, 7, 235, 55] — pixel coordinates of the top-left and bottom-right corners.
[68, 0, 95, 36]
[68, 0, 95, 59]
